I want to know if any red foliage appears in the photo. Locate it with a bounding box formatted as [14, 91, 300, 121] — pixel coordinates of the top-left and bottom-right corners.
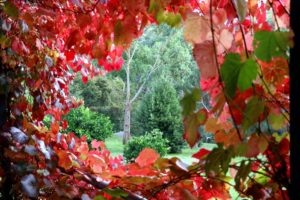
[0, 0, 291, 199]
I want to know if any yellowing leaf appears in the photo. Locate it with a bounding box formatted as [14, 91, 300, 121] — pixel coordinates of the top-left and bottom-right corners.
[135, 148, 160, 168]
[268, 113, 287, 130]
[183, 12, 210, 44]
[215, 129, 241, 148]
[242, 96, 265, 130]
[205, 118, 221, 133]
[233, 0, 247, 21]
[244, 134, 268, 157]
[87, 154, 105, 174]
[57, 150, 72, 170]
[183, 109, 208, 147]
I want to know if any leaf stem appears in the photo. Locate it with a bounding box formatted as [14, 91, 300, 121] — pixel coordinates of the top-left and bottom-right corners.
[208, 0, 243, 141]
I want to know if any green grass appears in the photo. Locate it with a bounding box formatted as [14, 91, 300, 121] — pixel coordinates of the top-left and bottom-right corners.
[104, 135, 216, 164]
[105, 135, 124, 156]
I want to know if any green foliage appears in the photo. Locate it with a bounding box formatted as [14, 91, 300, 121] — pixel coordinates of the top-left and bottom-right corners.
[253, 31, 292, 62]
[136, 80, 184, 153]
[205, 144, 235, 176]
[180, 88, 201, 116]
[221, 53, 258, 98]
[123, 129, 169, 162]
[3, 1, 19, 19]
[64, 106, 113, 142]
[242, 96, 265, 130]
[70, 76, 124, 131]
[112, 24, 199, 94]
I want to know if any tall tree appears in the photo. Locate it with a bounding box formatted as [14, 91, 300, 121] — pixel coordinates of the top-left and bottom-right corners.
[122, 37, 167, 144]
[137, 80, 184, 153]
[70, 76, 125, 131]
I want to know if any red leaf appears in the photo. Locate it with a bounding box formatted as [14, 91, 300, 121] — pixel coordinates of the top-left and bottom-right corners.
[57, 150, 72, 170]
[135, 148, 160, 168]
[50, 122, 60, 134]
[91, 140, 105, 150]
[193, 41, 218, 79]
[183, 109, 208, 148]
[82, 76, 88, 84]
[192, 148, 211, 159]
[279, 138, 290, 156]
[64, 50, 75, 61]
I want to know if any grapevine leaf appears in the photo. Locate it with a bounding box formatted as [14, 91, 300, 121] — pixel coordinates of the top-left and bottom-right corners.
[243, 134, 268, 157]
[135, 148, 160, 168]
[242, 96, 265, 130]
[215, 129, 241, 148]
[3, 1, 19, 19]
[183, 109, 208, 148]
[157, 11, 182, 27]
[104, 188, 128, 198]
[183, 12, 210, 44]
[193, 41, 218, 79]
[56, 150, 72, 170]
[192, 148, 211, 159]
[9, 127, 29, 144]
[180, 88, 201, 116]
[253, 31, 292, 62]
[21, 174, 37, 198]
[221, 53, 258, 98]
[268, 113, 287, 130]
[205, 144, 235, 175]
[233, 0, 247, 21]
[234, 160, 251, 189]
[238, 59, 258, 91]
[279, 138, 290, 156]
[94, 196, 106, 200]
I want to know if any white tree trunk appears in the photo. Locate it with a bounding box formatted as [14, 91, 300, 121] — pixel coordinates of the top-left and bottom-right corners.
[123, 101, 131, 144]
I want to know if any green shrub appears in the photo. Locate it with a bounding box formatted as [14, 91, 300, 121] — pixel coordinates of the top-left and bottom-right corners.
[64, 106, 113, 142]
[136, 80, 184, 153]
[123, 129, 169, 162]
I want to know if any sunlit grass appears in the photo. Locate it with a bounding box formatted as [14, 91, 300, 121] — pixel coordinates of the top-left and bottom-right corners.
[105, 134, 216, 164]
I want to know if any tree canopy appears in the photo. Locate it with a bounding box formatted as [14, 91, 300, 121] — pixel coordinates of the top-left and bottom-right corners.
[0, 0, 295, 199]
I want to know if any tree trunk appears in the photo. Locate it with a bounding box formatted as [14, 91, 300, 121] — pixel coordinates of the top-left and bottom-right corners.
[123, 102, 131, 144]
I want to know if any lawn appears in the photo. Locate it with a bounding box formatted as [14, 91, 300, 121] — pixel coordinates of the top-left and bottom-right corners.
[104, 134, 216, 164]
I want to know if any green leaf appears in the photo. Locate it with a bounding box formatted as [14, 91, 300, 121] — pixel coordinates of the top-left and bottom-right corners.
[242, 96, 265, 130]
[268, 113, 287, 130]
[234, 0, 247, 21]
[234, 160, 251, 189]
[221, 53, 258, 98]
[94, 196, 106, 200]
[238, 59, 258, 91]
[254, 31, 292, 62]
[3, 1, 19, 19]
[180, 88, 201, 116]
[156, 10, 181, 27]
[205, 144, 235, 175]
[104, 188, 128, 198]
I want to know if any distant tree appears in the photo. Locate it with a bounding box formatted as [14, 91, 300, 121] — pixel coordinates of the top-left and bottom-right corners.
[136, 80, 184, 153]
[69, 76, 125, 131]
[64, 106, 113, 142]
[110, 24, 199, 143]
